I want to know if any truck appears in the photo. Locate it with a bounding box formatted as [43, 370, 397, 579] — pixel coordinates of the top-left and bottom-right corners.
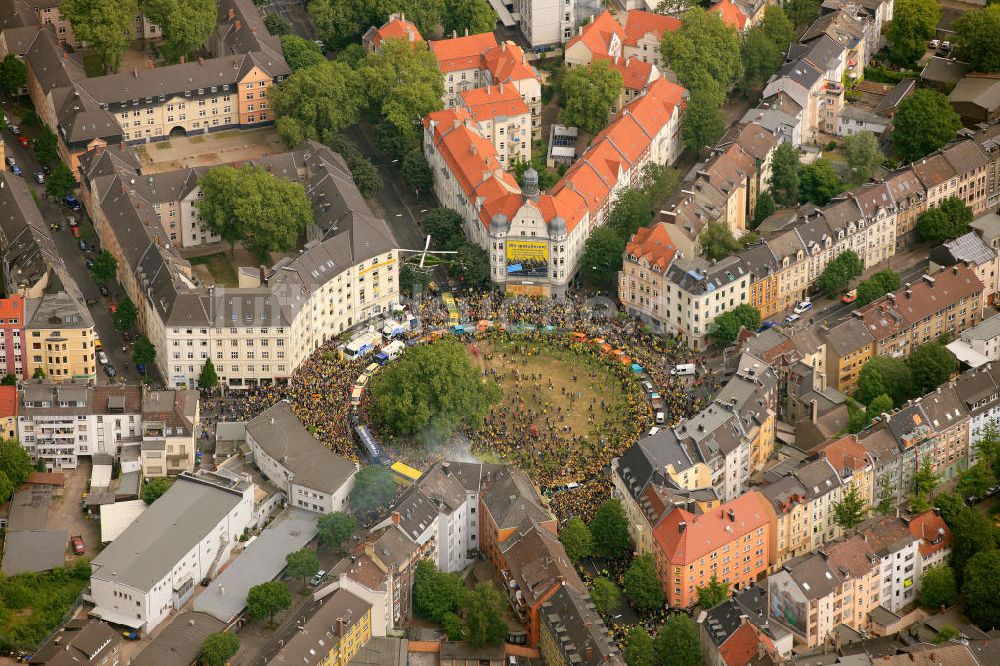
[343, 330, 383, 360]
[382, 319, 405, 338]
[375, 340, 405, 365]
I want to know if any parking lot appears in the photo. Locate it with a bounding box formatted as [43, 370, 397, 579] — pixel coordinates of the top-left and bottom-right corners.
[135, 127, 287, 173]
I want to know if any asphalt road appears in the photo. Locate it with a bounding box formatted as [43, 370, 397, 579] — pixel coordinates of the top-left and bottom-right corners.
[262, 0, 316, 40]
[2, 125, 140, 385]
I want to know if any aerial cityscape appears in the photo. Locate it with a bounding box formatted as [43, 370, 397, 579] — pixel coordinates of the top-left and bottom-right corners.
[0, 0, 996, 664]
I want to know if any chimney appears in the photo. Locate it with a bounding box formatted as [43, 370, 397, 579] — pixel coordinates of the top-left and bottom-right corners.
[470, 144, 477, 155]
[502, 41, 507, 52]
[727, 509, 735, 521]
[452, 30, 457, 38]
[678, 521, 687, 532]
[905, 289, 912, 299]
[391, 511, 400, 524]
[235, 20, 241, 31]
[336, 618, 346, 637]
[499, 82, 504, 94]
[810, 399, 818, 424]
[953, 266, 958, 275]
[441, 461, 451, 475]
[259, 264, 268, 285]
[179, 55, 186, 64]
[585, 646, 593, 660]
[465, 27, 469, 36]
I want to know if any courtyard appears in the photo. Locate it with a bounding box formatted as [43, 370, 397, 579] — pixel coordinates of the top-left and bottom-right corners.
[134, 127, 287, 174]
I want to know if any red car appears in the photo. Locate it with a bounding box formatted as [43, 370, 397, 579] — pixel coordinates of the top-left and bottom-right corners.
[71, 226, 81, 238]
[18, 136, 29, 148]
[70, 535, 85, 555]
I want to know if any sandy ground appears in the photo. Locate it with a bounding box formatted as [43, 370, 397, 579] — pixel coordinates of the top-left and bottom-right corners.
[136, 127, 287, 174]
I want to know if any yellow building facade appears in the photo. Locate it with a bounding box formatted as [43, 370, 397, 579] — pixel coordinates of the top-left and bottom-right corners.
[25, 294, 96, 383]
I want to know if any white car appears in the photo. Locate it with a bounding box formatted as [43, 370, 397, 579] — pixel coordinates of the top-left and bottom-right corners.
[784, 313, 801, 325]
[929, 39, 940, 49]
[942, 41, 952, 51]
[793, 300, 813, 315]
[97, 350, 109, 365]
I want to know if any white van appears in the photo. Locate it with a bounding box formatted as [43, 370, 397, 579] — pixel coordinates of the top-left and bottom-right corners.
[655, 411, 665, 424]
[671, 363, 696, 376]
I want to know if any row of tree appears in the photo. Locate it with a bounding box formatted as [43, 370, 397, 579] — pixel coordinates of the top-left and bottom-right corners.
[413, 560, 507, 646]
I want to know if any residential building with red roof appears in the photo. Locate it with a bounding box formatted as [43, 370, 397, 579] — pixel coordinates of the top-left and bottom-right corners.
[458, 84, 532, 166]
[361, 13, 423, 53]
[514, 0, 578, 47]
[0, 385, 15, 440]
[710, 0, 750, 31]
[651, 491, 771, 608]
[424, 76, 686, 296]
[619, 223, 678, 320]
[593, 55, 660, 119]
[0, 296, 24, 380]
[565, 11, 625, 67]
[908, 509, 952, 569]
[623, 10, 681, 70]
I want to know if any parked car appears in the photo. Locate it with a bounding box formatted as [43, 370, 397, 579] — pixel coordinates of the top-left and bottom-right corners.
[103, 364, 117, 377]
[70, 535, 85, 555]
[9, 163, 21, 176]
[99, 285, 109, 297]
[793, 300, 813, 314]
[67, 217, 79, 227]
[78, 239, 87, 251]
[310, 570, 327, 587]
[4, 156, 14, 168]
[929, 39, 940, 49]
[8, 124, 20, 135]
[85, 258, 94, 269]
[64, 194, 82, 210]
[17, 136, 29, 148]
[841, 289, 858, 304]
[33, 170, 44, 184]
[942, 41, 952, 51]
[71, 226, 81, 238]
[97, 351, 109, 365]
[784, 313, 801, 325]
[756, 321, 777, 332]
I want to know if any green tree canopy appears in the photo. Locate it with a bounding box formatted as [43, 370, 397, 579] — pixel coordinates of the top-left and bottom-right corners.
[413, 559, 466, 622]
[316, 511, 357, 549]
[284, 548, 320, 583]
[561, 60, 624, 134]
[308, 0, 441, 50]
[61, 0, 137, 72]
[608, 189, 654, 240]
[856, 270, 901, 306]
[641, 163, 681, 210]
[786, 0, 821, 26]
[246, 581, 292, 624]
[559, 517, 593, 562]
[653, 615, 701, 666]
[917, 198, 973, 243]
[33, 127, 58, 168]
[887, 0, 940, 66]
[709, 304, 762, 347]
[143, 0, 216, 62]
[907, 342, 958, 396]
[760, 6, 796, 49]
[327, 135, 382, 199]
[590, 498, 631, 558]
[349, 465, 396, 519]
[590, 577, 620, 615]
[855, 356, 912, 406]
[196, 163, 313, 260]
[580, 227, 627, 290]
[0, 438, 32, 490]
[371, 339, 500, 437]
[401, 150, 434, 196]
[424, 208, 466, 251]
[919, 565, 957, 609]
[45, 162, 77, 201]
[280, 34, 327, 71]
[113, 297, 137, 334]
[662, 8, 742, 92]
[90, 250, 117, 284]
[957, 463, 995, 501]
[198, 358, 218, 391]
[875, 474, 895, 515]
[700, 220, 742, 261]
[833, 482, 867, 529]
[200, 632, 240, 666]
[817, 250, 863, 296]
[625, 628, 655, 666]
[799, 159, 843, 205]
[443, 0, 497, 36]
[0, 54, 26, 98]
[464, 582, 506, 647]
[681, 85, 727, 155]
[358, 40, 445, 144]
[769, 142, 801, 206]
[843, 131, 883, 184]
[624, 554, 664, 611]
[449, 242, 491, 289]
[963, 550, 1000, 628]
[695, 575, 729, 609]
[953, 5, 1000, 73]
[741, 26, 782, 85]
[269, 61, 362, 146]
[753, 192, 776, 228]
[132, 335, 156, 369]
[951, 505, 996, 585]
[141, 477, 173, 504]
[892, 89, 962, 163]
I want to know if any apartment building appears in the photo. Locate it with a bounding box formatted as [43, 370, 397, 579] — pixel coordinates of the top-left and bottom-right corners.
[268, 589, 372, 666]
[908, 509, 952, 570]
[954, 362, 1000, 466]
[0, 296, 24, 379]
[425, 76, 685, 296]
[617, 223, 679, 324]
[80, 141, 401, 391]
[0, 0, 162, 49]
[564, 11, 622, 66]
[539, 586, 624, 666]
[458, 84, 532, 167]
[89, 470, 255, 633]
[0, 385, 15, 440]
[743, 243, 781, 319]
[651, 492, 771, 608]
[622, 10, 680, 70]
[917, 385, 970, 481]
[24, 292, 96, 383]
[140, 389, 199, 477]
[914, 141, 990, 216]
[885, 167, 927, 250]
[762, 60, 827, 144]
[947, 314, 1000, 368]
[930, 232, 999, 306]
[362, 13, 423, 53]
[817, 434, 875, 512]
[511, 0, 577, 46]
[245, 401, 357, 514]
[0, 170, 60, 299]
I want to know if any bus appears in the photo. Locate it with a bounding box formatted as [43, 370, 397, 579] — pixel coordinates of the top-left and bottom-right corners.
[354, 425, 390, 465]
[390, 461, 422, 485]
[442, 292, 460, 327]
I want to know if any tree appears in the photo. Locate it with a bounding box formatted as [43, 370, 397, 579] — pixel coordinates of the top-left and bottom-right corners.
[681, 86, 727, 155]
[873, 474, 895, 516]
[908, 342, 958, 396]
[142, 0, 216, 62]
[769, 142, 801, 206]
[374, 121, 412, 160]
[559, 517, 593, 562]
[132, 335, 156, 369]
[358, 40, 445, 144]
[887, 0, 940, 66]
[464, 582, 506, 647]
[34, 458, 47, 472]
[934, 491, 965, 526]
[976, 421, 1000, 474]
[413, 559, 466, 622]
[917, 206, 969, 243]
[60, 0, 137, 72]
[662, 8, 742, 93]
[197, 164, 313, 260]
[0, 54, 26, 98]
[269, 61, 362, 146]
[590, 498, 631, 558]
[920, 565, 957, 609]
[834, 482, 867, 530]
[32, 367, 46, 379]
[699, 220, 741, 261]
[442, 612, 465, 641]
[200, 632, 240, 666]
[752, 192, 776, 228]
[624, 628, 655, 666]
[951, 506, 997, 585]
[843, 131, 883, 184]
[90, 250, 117, 284]
[512, 157, 558, 191]
[0, 374, 16, 386]
[327, 135, 381, 199]
[653, 615, 701, 666]
[424, 208, 466, 251]
[741, 26, 782, 85]
[799, 159, 843, 206]
[709, 304, 762, 347]
[608, 190, 654, 240]
[349, 465, 396, 518]
[817, 251, 862, 296]
[624, 555, 665, 611]
[280, 35, 327, 71]
[198, 358, 218, 391]
[892, 89, 962, 163]
[580, 227, 627, 290]
[561, 61, 623, 134]
[760, 6, 796, 50]
[316, 511, 357, 549]
[284, 548, 320, 584]
[33, 127, 58, 168]
[855, 356, 911, 406]
[786, 0, 821, 27]
[933, 625, 960, 643]
[141, 477, 173, 504]
[265, 14, 291, 35]
[450, 242, 490, 289]
[0, 438, 32, 489]
[246, 581, 292, 625]
[590, 577, 620, 615]
[371, 339, 500, 437]
[45, 162, 77, 201]
[963, 550, 1000, 628]
[695, 575, 729, 609]
[855, 270, 901, 306]
[113, 297, 137, 334]
[955, 5, 1000, 73]
[867, 393, 894, 417]
[913, 459, 939, 497]
[401, 150, 434, 196]
[641, 163, 680, 210]
[443, 0, 497, 36]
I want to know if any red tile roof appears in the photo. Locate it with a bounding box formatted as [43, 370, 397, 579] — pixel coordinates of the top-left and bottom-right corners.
[459, 84, 530, 122]
[565, 10, 624, 59]
[710, 0, 749, 30]
[482, 41, 537, 84]
[909, 510, 953, 559]
[0, 297, 24, 325]
[429, 32, 498, 73]
[373, 16, 423, 48]
[626, 223, 677, 271]
[623, 10, 682, 47]
[818, 434, 872, 476]
[26, 471, 65, 487]
[720, 623, 772, 666]
[593, 54, 656, 90]
[653, 492, 770, 565]
[0, 385, 15, 419]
